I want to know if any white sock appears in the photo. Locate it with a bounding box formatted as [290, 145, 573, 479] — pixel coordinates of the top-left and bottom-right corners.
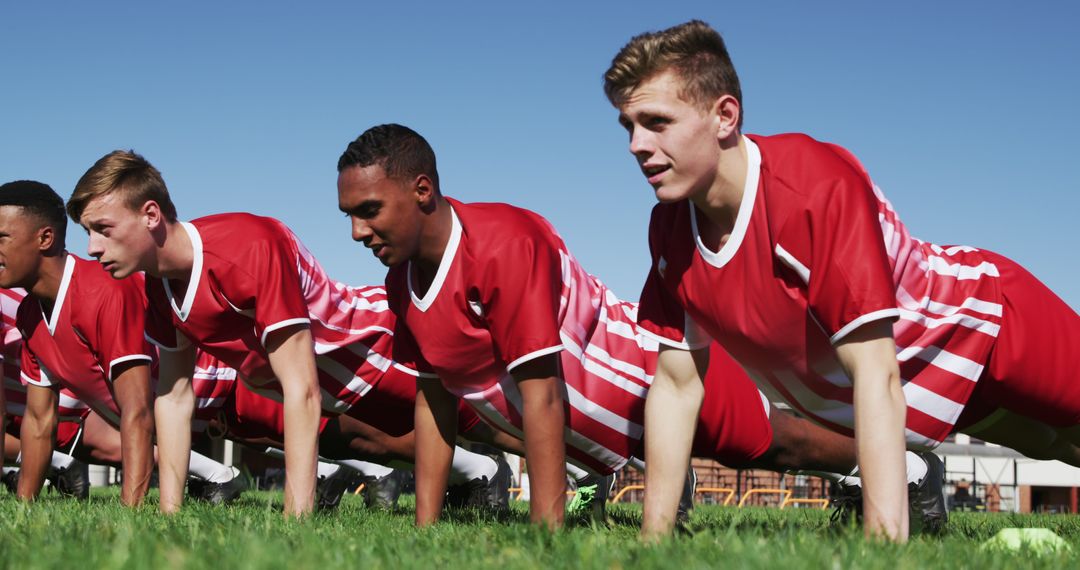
[795, 470, 857, 486]
[906, 451, 929, 485]
[338, 460, 393, 480]
[50, 451, 76, 470]
[317, 461, 341, 479]
[565, 462, 590, 484]
[2, 466, 16, 475]
[188, 450, 236, 483]
[447, 448, 497, 485]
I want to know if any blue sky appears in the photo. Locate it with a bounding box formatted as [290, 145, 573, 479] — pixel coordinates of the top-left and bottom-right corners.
[3, 1, 1078, 309]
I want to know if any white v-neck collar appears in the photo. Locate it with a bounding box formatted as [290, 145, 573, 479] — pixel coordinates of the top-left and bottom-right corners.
[690, 136, 761, 269]
[42, 254, 76, 336]
[162, 221, 203, 322]
[408, 206, 461, 312]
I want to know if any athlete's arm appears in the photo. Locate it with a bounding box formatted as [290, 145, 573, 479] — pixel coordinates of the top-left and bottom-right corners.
[640, 345, 709, 539]
[511, 353, 566, 530]
[265, 325, 320, 517]
[16, 383, 58, 501]
[414, 377, 458, 526]
[834, 320, 908, 541]
[112, 360, 155, 507]
[155, 343, 196, 514]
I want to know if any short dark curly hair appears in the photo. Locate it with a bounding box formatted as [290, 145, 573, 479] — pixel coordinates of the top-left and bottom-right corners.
[337, 124, 440, 192]
[0, 180, 67, 249]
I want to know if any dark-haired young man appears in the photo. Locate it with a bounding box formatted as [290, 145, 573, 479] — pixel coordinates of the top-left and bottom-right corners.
[335, 124, 934, 530]
[603, 20, 1080, 540]
[0, 180, 157, 505]
[66, 153, 508, 515]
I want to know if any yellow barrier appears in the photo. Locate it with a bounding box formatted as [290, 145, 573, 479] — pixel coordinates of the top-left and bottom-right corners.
[737, 488, 792, 508]
[609, 484, 645, 504]
[505, 488, 575, 500]
[780, 498, 830, 510]
[696, 487, 736, 506]
[552, 483, 824, 509]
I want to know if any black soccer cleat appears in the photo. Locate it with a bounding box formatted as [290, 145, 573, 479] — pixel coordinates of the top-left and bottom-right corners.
[445, 455, 511, 513]
[909, 451, 948, 535]
[187, 471, 248, 505]
[49, 460, 91, 500]
[828, 481, 863, 527]
[362, 470, 405, 510]
[2, 469, 19, 495]
[566, 472, 616, 521]
[316, 466, 362, 511]
[676, 466, 698, 524]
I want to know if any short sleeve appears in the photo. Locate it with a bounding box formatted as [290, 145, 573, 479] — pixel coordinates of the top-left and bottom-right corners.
[779, 160, 899, 344]
[91, 279, 154, 380]
[479, 234, 565, 372]
[144, 280, 191, 352]
[20, 341, 52, 388]
[228, 228, 311, 346]
[637, 264, 710, 350]
[636, 207, 710, 350]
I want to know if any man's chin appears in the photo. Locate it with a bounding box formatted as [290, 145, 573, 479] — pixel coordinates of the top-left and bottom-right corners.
[106, 267, 132, 279]
[654, 187, 690, 203]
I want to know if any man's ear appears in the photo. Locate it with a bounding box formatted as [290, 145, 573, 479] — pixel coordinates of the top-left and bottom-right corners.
[142, 200, 165, 230]
[414, 174, 437, 207]
[37, 225, 57, 253]
[711, 94, 741, 141]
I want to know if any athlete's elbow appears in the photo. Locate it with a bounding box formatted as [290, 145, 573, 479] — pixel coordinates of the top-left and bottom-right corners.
[122, 405, 155, 434]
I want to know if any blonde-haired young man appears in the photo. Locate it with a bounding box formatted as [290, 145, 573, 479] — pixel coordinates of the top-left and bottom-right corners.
[606, 20, 1079, 541]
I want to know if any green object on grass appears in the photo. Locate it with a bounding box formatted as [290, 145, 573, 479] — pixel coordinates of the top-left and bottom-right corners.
[982, 528, 1072, 555]
[565, 482, 599, 518]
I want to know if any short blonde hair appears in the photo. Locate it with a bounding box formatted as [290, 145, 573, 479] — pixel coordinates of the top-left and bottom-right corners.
[604, 20, 743, 128]
[68, 150, 178, 223]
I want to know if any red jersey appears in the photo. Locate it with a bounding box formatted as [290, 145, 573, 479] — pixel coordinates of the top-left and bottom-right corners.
[388, 199, 667, 474]
[144, 214, 425, 415]
[2, 288, 87, 422]
[190, 350, 239, 433]
[639, 134, 1002, 448]
[17, 256, 154, 427]
[189, 351, 330, 439]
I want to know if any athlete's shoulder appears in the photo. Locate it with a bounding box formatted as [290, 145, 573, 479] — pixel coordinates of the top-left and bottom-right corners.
[645, 200, 691, 256]
[68, 255, 144, 301]
[191, 213, 293, 245]
[751, 133, 876, 215]
[647, 200, 689, 229]
[191, 214, 300, 277]
[15, 292, 43, 337]
[449, 197, 562, 254]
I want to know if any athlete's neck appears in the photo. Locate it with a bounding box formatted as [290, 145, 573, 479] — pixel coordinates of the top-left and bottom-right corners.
[411, 195, 453, 293]
[28, 251, 69, 307]
[155, 220, 195, 281]
[690, 135, 748, 249]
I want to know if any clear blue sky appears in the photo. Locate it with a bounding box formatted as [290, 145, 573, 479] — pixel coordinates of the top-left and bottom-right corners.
[3, 1, 1078, 309]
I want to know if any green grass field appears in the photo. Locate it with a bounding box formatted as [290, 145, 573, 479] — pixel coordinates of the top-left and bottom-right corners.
[3, 489, 1079, 569]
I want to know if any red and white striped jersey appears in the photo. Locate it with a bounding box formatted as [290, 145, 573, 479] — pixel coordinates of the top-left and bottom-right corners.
[191, 350, 239, 433]
[1, 288, 88, 422]
[639, 134, 1002, 448]
[387, 199, 662, 474]
[144, 214, 427, 415]
[17, 256, 155, 427]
